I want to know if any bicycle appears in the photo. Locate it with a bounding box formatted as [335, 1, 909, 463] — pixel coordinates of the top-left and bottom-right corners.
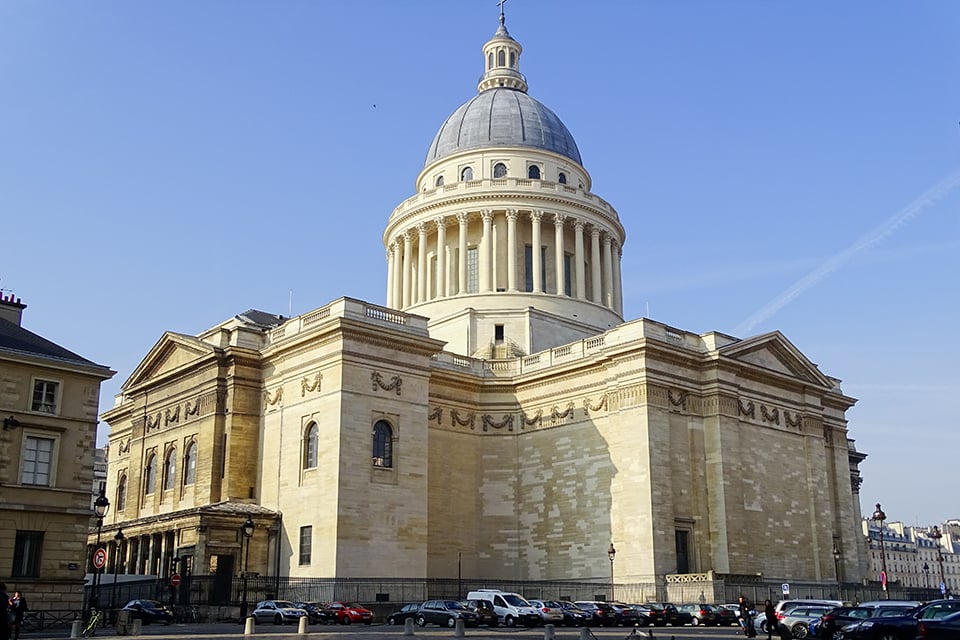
[82, 608, 103, 638]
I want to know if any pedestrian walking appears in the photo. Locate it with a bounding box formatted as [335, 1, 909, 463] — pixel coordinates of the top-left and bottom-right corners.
[10, 592, 27, 640]
[763, 599, 776, 640]
[737, 595, 757, 638]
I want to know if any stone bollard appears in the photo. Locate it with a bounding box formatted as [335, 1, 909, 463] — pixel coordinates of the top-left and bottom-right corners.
[244, 615, 256, 635]
[544, 624, 556, 640]
[70, 619, 82, 638]
[454, 618, 465, 638]
[403, 617, 416, 636]
[299, 615, 309, 635]
[130, 618, 142, 636]
[579, 626, 591, 640]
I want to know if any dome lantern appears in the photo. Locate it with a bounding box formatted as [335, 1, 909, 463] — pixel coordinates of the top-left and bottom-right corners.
[477, 11, 527, 93]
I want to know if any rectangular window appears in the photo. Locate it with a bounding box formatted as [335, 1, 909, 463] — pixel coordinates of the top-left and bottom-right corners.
[13, 530, 43, 577]
[31, 379, 59, 414]
[563, 253, 573, 296]
[523, 245, 547, 292]
[466, 247, 479, 294]
[299, 526, 312, 566]
[675, 529, 691, 574]
[494, 324, 504, 343]
[21, 436, 55, 486]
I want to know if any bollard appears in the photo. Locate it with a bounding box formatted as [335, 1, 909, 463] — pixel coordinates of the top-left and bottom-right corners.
[70, 619, 82, 638]
[299, 615, 309, 635]
[544, 623, 556, 640]
[403, 617, 416, 636]
[580, 626, 591, 640]
[454, 618, 465, 638]
[130, 618, 142, 636]
[244, 615, 256, 635]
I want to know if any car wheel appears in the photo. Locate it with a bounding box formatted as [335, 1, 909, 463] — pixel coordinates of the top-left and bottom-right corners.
[416, 615, 427, 627]
[388, 616, 396, 625]
[831, 631, 844, 640]
[877, 634, 898, 640]
[505, 615, 516, 627]
[691, 617, 700, 626]
[274, 614, 283, 626]
[791, 622, 808, 638]
[447, 617, 457, 628]
[342, 616, 351, 625]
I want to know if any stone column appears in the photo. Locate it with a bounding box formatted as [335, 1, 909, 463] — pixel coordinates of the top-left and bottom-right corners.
[602, 232, 614, 309]
[553, 213, 566, 295]
[506, 209, 518, 292]
[402, 230, 413, 308]
[612, 241, 623, 315]
[590, 227, 602, 304]
[391, 241, 402, 309]
[531, 210, 543, 293]
[574, 219, 586, 300]
[480, 209, 494, 292]
[417, 223, 428, 303]
[457, 212, 469, 294]
[435, 216, 447, 298]
[385, 245, 394, 308]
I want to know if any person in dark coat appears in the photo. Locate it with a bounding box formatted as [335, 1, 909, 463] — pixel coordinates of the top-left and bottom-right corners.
[0, 582, 11, 640]
[763, 599, 776, 640]
[737, 595, 757, 638]
[10, 592, 27, 640]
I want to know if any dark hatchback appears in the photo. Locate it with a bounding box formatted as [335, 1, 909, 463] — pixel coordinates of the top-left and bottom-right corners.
[840, 599, 960, 640]
[817, 606, 875, 640]
[387, 603, 422, 625]
[917, 610, 960, 639]
[645, 602, 692, 627]
[557, 601, 590, 626]
[295, 602, 335, 624]
[416, 600, 478, 628]
[121, 599, 174, 625]
[609, 603, 645, 627]
[463, 599, 498, 627]
[573, 601, 618, 627]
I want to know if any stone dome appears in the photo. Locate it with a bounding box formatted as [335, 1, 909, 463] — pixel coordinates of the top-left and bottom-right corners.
[424, 88, 582, 168]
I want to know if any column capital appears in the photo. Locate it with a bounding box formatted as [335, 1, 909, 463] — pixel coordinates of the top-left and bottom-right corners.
[480, 209, 494, 222]
[530, 209, 544, 222]
[505, 209, 519, 221]
[590, 226, 601, 239]
[457, 211, 470, 225]
[573, 218, 585, 231]
[434, 215, 449, 230]
[553, 212, 567, 226]
[417, 222, 429, 235]
[403, 229, 414, 241]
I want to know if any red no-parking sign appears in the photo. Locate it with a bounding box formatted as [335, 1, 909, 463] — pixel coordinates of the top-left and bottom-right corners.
[93, 547, 107, 569]
[170, 574, 182, 587]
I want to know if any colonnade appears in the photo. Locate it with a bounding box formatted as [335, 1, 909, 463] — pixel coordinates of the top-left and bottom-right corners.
[89, 529, 179, 578]
[386, 208, 623, 314]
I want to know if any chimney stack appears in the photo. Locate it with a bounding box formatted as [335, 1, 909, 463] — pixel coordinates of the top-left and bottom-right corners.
[0, 293, 26, 326]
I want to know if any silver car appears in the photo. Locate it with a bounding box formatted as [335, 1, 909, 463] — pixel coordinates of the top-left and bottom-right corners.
[527, 599, 564, 625]
[250, 600, 307, 625]
[778, 605, 834, 639]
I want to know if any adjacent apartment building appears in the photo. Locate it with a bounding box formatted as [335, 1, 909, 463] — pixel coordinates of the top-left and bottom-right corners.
[0, 294, 114, 611]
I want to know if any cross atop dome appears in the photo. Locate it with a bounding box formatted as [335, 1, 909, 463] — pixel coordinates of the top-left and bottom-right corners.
[478, 3, 527, 93]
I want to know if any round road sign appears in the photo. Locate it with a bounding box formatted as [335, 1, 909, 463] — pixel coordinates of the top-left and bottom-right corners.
[93, 547, 107, 569]
[170, 573, 182, 587]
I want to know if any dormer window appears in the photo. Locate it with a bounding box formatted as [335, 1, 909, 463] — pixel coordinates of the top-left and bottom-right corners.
[528, 165, 541, 180]
[558, 172, 567, 184]
[461, 166, 473, 181]
[493, 163, 507, 178]
[435, 175, 444, 187]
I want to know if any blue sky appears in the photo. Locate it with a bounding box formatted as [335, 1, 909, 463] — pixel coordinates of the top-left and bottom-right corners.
[2, 2, 958, 526]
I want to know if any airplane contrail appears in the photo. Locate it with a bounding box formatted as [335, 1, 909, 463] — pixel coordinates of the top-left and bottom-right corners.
[733, 167, 960, 336]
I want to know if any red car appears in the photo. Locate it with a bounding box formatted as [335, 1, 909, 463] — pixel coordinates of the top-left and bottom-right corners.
[326, 601, 373, 625]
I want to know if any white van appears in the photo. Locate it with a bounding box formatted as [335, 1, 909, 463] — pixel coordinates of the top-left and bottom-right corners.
[465, 590, 541, 627]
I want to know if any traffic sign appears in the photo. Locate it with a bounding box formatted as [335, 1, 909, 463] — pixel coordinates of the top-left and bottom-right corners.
[880, 570, 887, 586]
[781, 583, 790, 595]
[170, 573, 182, 587]
[93, 547, 107, 569]
[941, 582, 946, 595]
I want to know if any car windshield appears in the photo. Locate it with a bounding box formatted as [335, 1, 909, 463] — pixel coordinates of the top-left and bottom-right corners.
[445, 601, 466, 610]
[544, 601, 561, 608]
[275, 601, 297, 608]
[504, 594, 530, 606]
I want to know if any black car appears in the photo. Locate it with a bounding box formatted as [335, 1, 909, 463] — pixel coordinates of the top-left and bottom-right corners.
[818, 606, 875, 640]
[557, 601, 590, 626]
[387, 603, 422, 625]
[917, 610, 960, 639]
[121, 599, 174, 625]
[463, 599, 498, 627]
[840, 599, 960, 640]
[295, 602, 335, 624]
[416, 600, 478, 628]
[573, 601, 617, 627]
[609, 603, 645, 627]
[645, 602, 691, 627]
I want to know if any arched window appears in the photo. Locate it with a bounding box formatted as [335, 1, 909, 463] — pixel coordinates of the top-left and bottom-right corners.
[460, 166, 473, 181]
[528, 165, 541, 179]
[435, 175, 444, 187]
[558, 172, 567, 184]
[144, 454, 156, 495]
[183, 442, 196, 485]
[510, 52, 516, 68]
[163, 448, 177, 491]
[372, 420, 393, 468]
[493, 162, 507, 178]
[304, 423, 318, 469]
[116, 474, 127, 511]
[497, 50, 506, 67]
[488, 52, 493, 69]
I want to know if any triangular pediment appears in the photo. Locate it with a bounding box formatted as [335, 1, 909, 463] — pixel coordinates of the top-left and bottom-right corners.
[718, 331, 831, 387]
[121, 332, 218, 390]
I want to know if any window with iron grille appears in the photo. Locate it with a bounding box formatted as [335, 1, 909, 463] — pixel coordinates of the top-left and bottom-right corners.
[372, 420, 393, 468]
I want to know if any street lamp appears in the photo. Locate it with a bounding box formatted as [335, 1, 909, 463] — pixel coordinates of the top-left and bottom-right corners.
[607, 542, 617, 601]
[90, 489, 110, 616]
[923, 562, 930, 591]
[111, 529, 125, 612]
[872, 503, 888, 599]
[930, 526, 946, 596]
[832, 541, 842, 588]
[239, 516, 255, 619]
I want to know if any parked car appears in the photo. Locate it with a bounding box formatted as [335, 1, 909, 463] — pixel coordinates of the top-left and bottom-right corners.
[387, 603, 423, 625]
[816, 606, 876, 640]
[608, 603, 645, 627]
[326, 601, 373, 625]
[645, 602, 691, 627]
[416, 600, 478, 628]
[120, 599, 174, 625]
[778, 605, 834, 638]
[839, 599, 960, 640]
[527, 599, 564, 625]
[917, 610, 960, 639]
[250, 600, 307, 625]
[574, 601, 618, 627]
[712, 604, 739, 626]
[465, 589, 540, 627]
[678, 603, 721, 626]
[463, 599, 498, 627]
[557, 601, 590, 626]
[295, 602, 335, 625]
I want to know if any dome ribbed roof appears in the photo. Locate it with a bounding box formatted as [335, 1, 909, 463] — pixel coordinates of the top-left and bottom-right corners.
[424, 87, 582, 168]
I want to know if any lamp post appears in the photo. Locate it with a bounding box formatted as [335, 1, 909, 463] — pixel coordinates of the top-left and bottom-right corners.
[832, 541, 842, 590]
[607, 542, 617, 602]
[923, 562, 930, 592]
[871, 503, 888, 599]
[930, 526, 946, 596]
[239, 516, 255, 619]
[91, 489, 110, 615]
[111, 529, 125, 612]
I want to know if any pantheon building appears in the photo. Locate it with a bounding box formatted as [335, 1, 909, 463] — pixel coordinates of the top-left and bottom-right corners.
[95, 13, 868, 598]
